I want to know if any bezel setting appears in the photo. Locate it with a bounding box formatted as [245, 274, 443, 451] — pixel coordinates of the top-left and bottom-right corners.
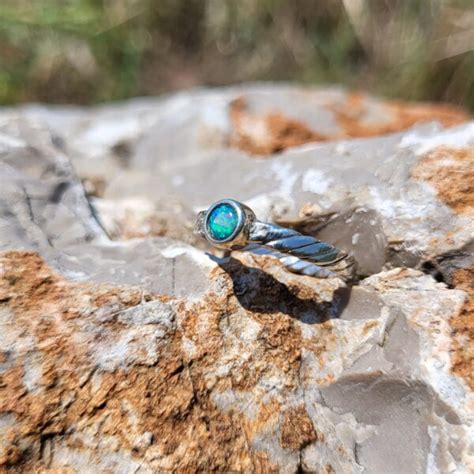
[204, 199, 245, 244]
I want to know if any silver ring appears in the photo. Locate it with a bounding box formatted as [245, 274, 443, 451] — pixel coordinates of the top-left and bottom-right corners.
[194, 199, 357, 282]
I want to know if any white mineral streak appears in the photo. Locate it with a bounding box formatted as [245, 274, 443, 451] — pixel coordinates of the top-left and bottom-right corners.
[0, 132, 26, 151]
[302, 168, 332, 195]
[399, 121, 474, 155]
[367, 186, 446, 252]
[270, 161, 299, 197]
[160, 244, 217, 270]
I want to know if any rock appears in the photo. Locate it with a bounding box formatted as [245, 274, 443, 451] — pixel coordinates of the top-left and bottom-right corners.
[0, 85, 472, 472]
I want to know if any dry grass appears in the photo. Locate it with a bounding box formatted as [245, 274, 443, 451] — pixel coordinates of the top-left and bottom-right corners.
[0, 0, 472, 108]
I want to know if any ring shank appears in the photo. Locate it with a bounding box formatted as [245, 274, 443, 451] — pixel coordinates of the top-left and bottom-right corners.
[248, 220, 356, 281]
[194, 200, 357, 282]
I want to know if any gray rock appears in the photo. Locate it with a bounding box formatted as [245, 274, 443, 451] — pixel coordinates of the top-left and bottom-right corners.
[0, 85, 472, 473]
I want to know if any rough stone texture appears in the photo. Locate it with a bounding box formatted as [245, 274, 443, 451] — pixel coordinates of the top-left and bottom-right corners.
[0, 85, 473, 473]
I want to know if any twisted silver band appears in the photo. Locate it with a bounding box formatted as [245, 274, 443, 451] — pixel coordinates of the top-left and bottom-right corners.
[194, 199, 357, 282]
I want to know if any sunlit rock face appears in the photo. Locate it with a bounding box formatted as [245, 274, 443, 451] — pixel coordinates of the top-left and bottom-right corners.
[0, 85, 472, 473]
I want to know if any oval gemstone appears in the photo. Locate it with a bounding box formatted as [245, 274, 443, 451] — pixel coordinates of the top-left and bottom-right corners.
[206, 203, 239, 241]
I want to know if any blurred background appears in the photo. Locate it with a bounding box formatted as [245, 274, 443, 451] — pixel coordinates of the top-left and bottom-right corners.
[0, 0, 473, 110]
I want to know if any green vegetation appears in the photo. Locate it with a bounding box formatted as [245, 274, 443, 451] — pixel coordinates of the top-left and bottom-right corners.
[0, 0, 472, 109]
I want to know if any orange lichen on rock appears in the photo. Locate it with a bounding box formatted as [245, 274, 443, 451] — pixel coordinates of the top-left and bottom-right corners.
[330, 92, 469, 139]
[280, 406, 318, 450]
[0, 251, 257, 471]
[1, 251, 337, 471]
[450, 265, 474, 390]
[229, 97, 327, 155]
[228, 94, 469, 156]
[411, 146, 474, 214]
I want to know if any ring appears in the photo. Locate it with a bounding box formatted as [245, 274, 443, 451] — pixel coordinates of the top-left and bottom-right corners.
[194, 199, 357, 282]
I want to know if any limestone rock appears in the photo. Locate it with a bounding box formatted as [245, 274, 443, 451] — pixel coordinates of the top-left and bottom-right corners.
[0, 85, 472, 473]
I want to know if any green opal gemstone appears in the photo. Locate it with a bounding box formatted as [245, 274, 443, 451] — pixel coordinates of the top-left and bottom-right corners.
[206, 203, 239, 241]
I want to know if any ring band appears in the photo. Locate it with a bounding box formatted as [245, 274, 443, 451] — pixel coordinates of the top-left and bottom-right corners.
[194, 199, 357, 282]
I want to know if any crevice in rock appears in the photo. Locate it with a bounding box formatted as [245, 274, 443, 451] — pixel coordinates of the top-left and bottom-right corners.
[49, 181, 70, 204]
[295, 458, 305, 474]
[420, 261, 448, 285]
[421, 240, 474, 288]
[21, 186, 53, 249]
[353, 442, 361, 467]
[112, 141, 133, 169]
[39, 433, 56, 468]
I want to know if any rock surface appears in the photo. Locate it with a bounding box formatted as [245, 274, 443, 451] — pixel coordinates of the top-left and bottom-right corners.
[0, 84, 473, 473]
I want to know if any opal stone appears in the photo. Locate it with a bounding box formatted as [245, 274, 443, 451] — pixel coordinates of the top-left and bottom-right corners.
[206, 203, 239, 241]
